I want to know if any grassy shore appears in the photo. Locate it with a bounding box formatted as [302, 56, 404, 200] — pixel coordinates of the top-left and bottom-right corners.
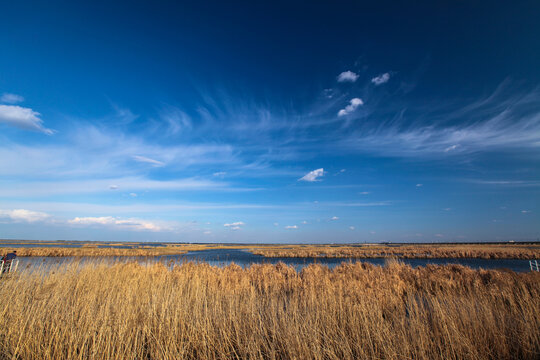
[0, 260, 538, 359]
[249, 243, 540, 259]
[0, 244, 243, 257]
[2, 242, 539, 259]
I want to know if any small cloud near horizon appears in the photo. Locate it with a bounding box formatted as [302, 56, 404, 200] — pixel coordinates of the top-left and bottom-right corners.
[224, 221, 245, 230]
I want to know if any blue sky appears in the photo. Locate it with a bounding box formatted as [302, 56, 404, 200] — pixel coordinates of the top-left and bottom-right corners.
[0, 1, 539, 243]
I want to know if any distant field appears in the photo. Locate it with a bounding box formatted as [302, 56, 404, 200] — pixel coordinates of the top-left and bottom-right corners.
[0, 241, 539, 259]
[0, 260, 538, 359]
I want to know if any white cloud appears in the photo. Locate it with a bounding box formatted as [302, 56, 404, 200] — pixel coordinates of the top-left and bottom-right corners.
[359, 191, 370, 195]
[521, 210, 531, 214]
[0, 209, 51, 223]
[109, 185, 119, 190]
[349, 226, 355, 230]
[224, 221, 245, 228]
[299, 168, 325, 182]
[0, 105, 54, 134]
[444, 144, 460, 152]
[213, 171, 226, 177]
[68, 216, 170, 232]
[302, 220, 307, 224]
[273, 222, 279, 226]
[0, 93, 24, 104]
[203, 230, 211, 235]
[371, 73, 390, 85]
[285, 225, 298, 229]
[416, 184, 423, 187]
[442, 208, 452, 211]
[435, 233, 444, 237]
[331, 216, 339, 221]
[338, 98, 363, 117]
[132, 155, 165, 167]
[129, 193, 137, 197]
[337, 71, 359, 83]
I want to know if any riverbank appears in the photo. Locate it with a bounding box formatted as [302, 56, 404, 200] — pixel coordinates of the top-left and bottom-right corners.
[0, 260, 538, 359]
[249, 243, 540, 259]
[1, 242, 539, 259]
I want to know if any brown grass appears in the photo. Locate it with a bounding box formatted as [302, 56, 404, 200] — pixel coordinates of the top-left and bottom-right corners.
[250, 243, 540, 259]
[2, 244, 244, 257]
[0, 260, 538, 359]
[5, 243, 540, 259]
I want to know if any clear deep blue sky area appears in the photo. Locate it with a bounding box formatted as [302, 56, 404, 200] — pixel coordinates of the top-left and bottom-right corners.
[0, 1, 539, 243]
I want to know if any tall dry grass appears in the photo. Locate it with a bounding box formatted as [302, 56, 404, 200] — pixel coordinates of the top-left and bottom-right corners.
[0, 260, 538, 359]
[5, 243, 539, 259]
[2, 244, 233, 257]
[250, 243, 540, 259]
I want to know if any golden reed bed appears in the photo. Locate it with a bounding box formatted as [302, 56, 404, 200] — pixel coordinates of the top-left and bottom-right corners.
[0, 260, 538, 359]
[2, 244, 235, 257]
[4, 243, 540, 259]
[249, 243, 540, 259]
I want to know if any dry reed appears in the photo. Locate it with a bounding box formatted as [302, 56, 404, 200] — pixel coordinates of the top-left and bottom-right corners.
[0, 260, 538, 359]
[1, 244, 240, 257]
[250, 243, 540, 259]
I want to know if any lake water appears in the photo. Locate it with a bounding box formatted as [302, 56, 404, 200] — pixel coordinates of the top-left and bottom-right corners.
[13, 248, 533, 273]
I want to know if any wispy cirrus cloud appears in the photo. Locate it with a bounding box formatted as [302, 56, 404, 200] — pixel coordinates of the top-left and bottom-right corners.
[132, 155, 166, 167]
[0, 177, 234, 197]
[465, 179, 540, 187]
[0, 93, 24, 104]
[159, 106, 192, 135]
[0, 105, 54, 134]
[0, 124, 236, 178]
[340, 85, 540, 158]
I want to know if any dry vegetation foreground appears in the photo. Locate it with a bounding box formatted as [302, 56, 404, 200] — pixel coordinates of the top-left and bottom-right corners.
[0, 261, 538, 360]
